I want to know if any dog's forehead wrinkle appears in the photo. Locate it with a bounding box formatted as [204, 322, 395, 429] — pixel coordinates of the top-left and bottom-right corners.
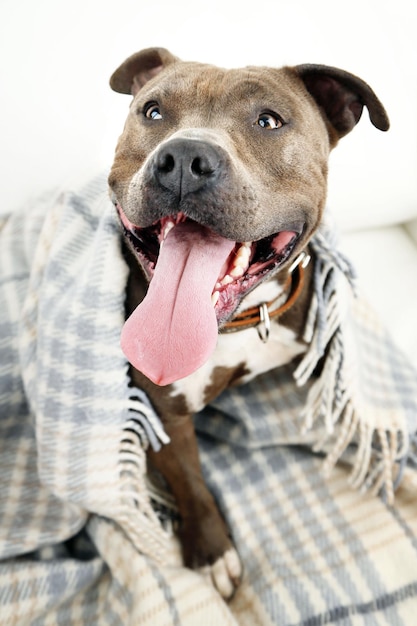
[144, 64, 299, 119]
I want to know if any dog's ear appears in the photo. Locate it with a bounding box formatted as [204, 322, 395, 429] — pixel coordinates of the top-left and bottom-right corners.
[294, 64, 390, 142]
[110, 47, 179, 96]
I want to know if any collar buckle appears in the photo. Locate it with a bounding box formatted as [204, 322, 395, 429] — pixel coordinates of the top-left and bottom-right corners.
[257, 302, 271, 343]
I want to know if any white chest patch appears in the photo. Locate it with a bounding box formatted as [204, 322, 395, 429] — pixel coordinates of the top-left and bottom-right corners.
[168, 322, 306, 414]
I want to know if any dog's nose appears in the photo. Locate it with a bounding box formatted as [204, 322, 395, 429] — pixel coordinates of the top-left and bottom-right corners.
[152, 138, 221, 197]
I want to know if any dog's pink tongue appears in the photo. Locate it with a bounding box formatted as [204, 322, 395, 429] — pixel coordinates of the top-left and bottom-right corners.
[121, 221, 235, 386]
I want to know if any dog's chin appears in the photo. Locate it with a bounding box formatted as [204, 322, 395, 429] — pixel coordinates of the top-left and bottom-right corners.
[116, 203, 303, 325]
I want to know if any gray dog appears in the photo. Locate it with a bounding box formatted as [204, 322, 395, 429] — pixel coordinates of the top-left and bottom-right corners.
[108, 47, 389, 598]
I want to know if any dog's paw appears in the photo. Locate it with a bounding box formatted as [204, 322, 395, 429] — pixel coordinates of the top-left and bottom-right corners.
[199, 547, 242, 599]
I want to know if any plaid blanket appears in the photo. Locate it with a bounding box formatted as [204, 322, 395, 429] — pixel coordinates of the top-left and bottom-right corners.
[1, 174, 417, 625]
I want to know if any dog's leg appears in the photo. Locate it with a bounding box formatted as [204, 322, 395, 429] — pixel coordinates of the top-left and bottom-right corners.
[147, 415, 242, 599]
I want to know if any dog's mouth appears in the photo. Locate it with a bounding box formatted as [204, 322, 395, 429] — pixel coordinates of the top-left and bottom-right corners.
[116, 203, 302, 385]
[117, 206, 301, 320]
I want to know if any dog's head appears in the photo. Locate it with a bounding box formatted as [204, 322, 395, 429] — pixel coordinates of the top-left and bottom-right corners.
[109, 48, 389, 385]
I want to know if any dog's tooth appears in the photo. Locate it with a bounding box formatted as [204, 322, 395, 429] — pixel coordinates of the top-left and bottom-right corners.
[234, 248, 244, 262]
[237, 242, 251, 259]
[220, 275, 234, 286]
[230, 265, 244, 278]
[163, 220, 175, 240]
[240, 242, 252, 254]
[233, 244, 250, 271]
[211, 291, 220, 307]
[235, 250, 249, 267]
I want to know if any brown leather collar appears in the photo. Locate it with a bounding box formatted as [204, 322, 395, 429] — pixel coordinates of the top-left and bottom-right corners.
[220, 252, 309, 342]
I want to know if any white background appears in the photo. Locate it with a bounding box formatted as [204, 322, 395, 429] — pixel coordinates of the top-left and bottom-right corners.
[0, 0, 416, 231]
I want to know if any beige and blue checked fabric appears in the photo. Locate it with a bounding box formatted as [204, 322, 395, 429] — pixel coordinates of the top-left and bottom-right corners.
[1, 174, 417, 625]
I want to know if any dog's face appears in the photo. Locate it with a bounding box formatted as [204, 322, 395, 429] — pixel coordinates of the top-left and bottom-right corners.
[111, 60, 330, 240]
[109, 48, 388, 385]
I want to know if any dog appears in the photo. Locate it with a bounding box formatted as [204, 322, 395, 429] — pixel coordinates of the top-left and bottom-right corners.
[108, 47, 389, 599]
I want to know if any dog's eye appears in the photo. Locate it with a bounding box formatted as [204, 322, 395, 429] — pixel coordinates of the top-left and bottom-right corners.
[255, 112, 283, 130]
[144, 102, 163, 120]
